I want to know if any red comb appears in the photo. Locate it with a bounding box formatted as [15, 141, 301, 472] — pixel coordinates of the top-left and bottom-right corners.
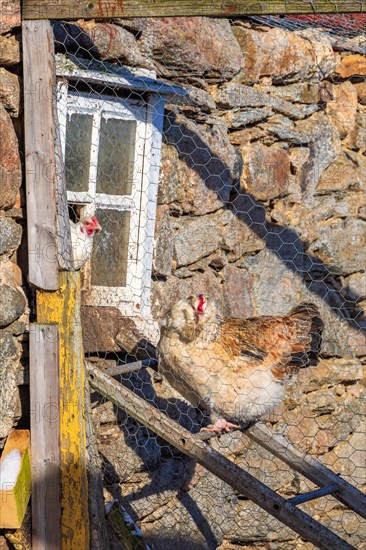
[197, 293, 205, 314]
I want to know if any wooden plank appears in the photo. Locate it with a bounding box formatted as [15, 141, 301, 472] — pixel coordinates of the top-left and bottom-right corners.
[37, 273, 89, 550]
[22, 20, 59, 290]
[30, 324, 61, 549]
[84, 382, 110, 549]
[246, 423, 366, 520]
[0, 430, 31, 529]
[86, 362, 357, 550]
[22, 0, 365, 20]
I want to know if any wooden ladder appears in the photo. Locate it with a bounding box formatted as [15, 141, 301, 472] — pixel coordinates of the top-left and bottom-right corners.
[87, 361, 366, 550]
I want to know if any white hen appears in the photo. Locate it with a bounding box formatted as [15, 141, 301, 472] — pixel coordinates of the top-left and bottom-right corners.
[70, 215, 101, 270]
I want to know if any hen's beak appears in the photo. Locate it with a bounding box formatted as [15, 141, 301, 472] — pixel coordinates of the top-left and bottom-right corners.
[95, 222, 102, 232]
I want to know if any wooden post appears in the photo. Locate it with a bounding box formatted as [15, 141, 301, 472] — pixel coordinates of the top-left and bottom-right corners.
[86, 363, 357, 550]
[37, 272, 89, 550]
[22, 0, 366, 20]
[30, 324, 61, 549]
[22, 20, 59, 290]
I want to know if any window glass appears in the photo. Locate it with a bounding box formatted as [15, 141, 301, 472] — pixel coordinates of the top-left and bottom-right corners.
[65, 112, 93, 192]
[91, 209, 131, 287]
[96, 118, 136, 196]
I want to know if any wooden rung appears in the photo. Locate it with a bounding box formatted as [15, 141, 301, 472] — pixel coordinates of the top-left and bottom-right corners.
[106, 358, 157, 377]
[287, 485, 338, 506]
[86, 362, 357, 550]
[246, 423, 366, 520]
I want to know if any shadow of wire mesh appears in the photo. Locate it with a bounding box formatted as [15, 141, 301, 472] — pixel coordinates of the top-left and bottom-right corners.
[53, 13, 366, 550]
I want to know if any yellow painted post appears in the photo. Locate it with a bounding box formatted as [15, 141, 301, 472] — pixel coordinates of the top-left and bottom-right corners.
[37, 271, 89, 549]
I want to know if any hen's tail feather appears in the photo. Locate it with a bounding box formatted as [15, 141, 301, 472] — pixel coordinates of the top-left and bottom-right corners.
[287, 303, 323, 370]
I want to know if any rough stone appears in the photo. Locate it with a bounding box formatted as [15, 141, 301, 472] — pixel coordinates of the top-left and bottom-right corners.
[343, 272, 366, 299]
[222, 265, 254, 318]
[354, 80, 366, 104]
[0, 216, 22, 256]
[232, 26, 336, 83]
[224, 108, 273, 128]
[0, 104, 21, 209]
[0, 34, 20, 65]
[172, 210, 226, 267]
[221, 210, 265, 261]
[239, 144, 292, 201]
[263, 112, 341, 200]
[325, 81, 358, 139]
[136, 17, 243, 83]
[316, 151, 366, 193]
[0, 0, 21, 34]
[75, 20, 149, 67]
[0, 330, 21, 439]
[294, 358, 364, 392]
[0, 67, 20, 116]
[210, 83, 309, 119]
[160, 113, 237, 215]
[0, 260, 26, 327]
[271, 191, 365, 245]
[81, 306, 158, 353]
[153, 205, 173, 277]
[167, 83, 216, 112]
[239, 249, 305, 317]
[347, 111, 366, 150]
[335, 54, 366, 78]
[308, 219, 366, 274]
[254, 82, 321, 104]
[229, 127, 267, 146]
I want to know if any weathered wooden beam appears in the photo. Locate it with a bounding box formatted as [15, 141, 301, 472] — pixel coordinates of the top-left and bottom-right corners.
[37, 272, 89, 550]
[23, 20, 59, 291]
[30, 324, 61, 549]
[22, 0, 365, 20]
[86, 362, 357, 550]
[246, 422, 366, 520]
[84, 382, 111, 550]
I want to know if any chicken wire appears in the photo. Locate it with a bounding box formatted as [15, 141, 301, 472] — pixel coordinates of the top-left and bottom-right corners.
[51, 14, 366, 550]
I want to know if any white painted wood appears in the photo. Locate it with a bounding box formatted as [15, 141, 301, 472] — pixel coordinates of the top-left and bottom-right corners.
[55, 53, 187, 97]
[57, 78, 165, 319]
[23, 20, 59, 290]
[140, 94, 165, 317]
[54, 80, 73, 270]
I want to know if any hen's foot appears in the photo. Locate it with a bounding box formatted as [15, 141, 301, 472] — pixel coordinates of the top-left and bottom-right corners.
[201, 418, 240, 433]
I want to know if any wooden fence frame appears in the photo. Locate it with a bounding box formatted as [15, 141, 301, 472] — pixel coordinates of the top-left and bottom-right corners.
[22, 0, 366, 20]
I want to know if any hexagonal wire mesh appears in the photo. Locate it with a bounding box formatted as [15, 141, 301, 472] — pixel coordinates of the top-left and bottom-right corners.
[53, 14, 365, 550]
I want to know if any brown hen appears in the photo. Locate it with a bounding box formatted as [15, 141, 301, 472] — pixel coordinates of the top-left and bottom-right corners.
[158, 294, 323, 431]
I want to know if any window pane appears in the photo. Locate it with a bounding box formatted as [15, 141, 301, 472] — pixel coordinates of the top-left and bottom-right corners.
[65, 113, 93, 192]
[91, 209, 130, 287]
[96, 118, 136, 196]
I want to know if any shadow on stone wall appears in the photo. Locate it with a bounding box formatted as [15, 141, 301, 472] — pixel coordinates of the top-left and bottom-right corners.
[165, 112, 366, 334]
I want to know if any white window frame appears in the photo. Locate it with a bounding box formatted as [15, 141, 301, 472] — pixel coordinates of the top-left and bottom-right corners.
[57, 82, 165, 318]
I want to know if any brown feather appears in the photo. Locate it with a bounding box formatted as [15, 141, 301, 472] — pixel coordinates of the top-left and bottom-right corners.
[158, 296, 323, 424]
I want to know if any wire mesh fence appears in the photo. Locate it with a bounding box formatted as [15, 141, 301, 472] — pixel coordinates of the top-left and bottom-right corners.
[52, 13, 366, 549]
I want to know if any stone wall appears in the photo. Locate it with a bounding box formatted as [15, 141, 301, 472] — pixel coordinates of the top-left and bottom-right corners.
[80, 17, 365, 549]
[0, 12, 28, 448]
[0, 13, 365, 549]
